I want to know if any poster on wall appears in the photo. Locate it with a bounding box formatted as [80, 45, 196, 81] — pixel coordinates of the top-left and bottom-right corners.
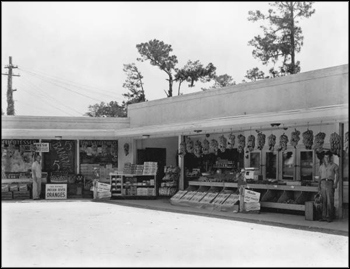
[42, 140, 76, 173]
[1, 139, 39, 174]
[79, 140, 118, 167]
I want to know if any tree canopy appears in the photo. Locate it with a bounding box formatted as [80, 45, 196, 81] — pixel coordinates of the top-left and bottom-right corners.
[84, 101, 126, 117]
[247, 2, 315, 78]
[122, 63, 146, 105]
[136, 39, 178, 97]
[202, 74, 236, 91]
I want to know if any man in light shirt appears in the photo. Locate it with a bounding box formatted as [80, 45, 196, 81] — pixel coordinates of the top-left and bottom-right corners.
[32, 154, 42, 200]
[318, 150, 339, 222]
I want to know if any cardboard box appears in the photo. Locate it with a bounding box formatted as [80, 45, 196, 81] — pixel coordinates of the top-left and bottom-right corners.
[244, 189, 261, 203]
[243, 202, 261, 211]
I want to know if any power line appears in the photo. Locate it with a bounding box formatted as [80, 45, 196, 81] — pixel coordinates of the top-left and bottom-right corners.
[17, 79, 76, 116]
[20, 68, 114, 103]
[19, 66, 125, 102]
[20, 76, 84, 116]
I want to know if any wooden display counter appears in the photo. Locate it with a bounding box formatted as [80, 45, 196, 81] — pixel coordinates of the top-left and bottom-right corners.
[188, 181, 318, 212]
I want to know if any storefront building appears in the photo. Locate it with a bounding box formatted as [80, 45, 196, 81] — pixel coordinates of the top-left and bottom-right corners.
[2, 64, 348, 218]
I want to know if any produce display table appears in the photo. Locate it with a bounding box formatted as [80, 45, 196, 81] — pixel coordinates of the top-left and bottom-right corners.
[188, 181, 318, 214]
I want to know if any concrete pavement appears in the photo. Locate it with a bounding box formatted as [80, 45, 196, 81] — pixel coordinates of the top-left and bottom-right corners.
[93, 197, 348, 236]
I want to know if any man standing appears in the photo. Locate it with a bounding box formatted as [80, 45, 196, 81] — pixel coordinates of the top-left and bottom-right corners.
[32, 154, 42, 200]
[318, 150, 339, 222]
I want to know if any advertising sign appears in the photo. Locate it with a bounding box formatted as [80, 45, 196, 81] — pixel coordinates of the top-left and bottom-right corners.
[45, 184, 67, 199]
[34, 143, 50, 152]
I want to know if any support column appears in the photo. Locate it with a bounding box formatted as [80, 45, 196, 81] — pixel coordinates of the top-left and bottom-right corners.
[338, 123, 344, 219]
[178, 135, 185, 190]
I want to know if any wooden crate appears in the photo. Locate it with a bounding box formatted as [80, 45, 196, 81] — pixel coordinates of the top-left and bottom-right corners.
[2, 191, 13, 200]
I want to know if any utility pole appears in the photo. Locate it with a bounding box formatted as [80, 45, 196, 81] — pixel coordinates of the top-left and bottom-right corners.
[2, 56, 20, 115]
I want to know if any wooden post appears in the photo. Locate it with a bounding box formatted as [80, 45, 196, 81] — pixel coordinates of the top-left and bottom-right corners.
[338, 123, 344, 218]
[178, 135, 185, 190]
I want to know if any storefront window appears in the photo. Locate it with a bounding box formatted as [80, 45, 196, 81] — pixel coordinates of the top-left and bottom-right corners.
[282, 151, 294, 180]
[266, 152, 277, 179]
[300, 151, 313, 181]
[250, 152, 261, 174]
[79, 140, 118, 167]
[1, 139, 38, 174]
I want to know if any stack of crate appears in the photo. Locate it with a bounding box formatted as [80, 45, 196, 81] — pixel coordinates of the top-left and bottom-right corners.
[143, 162, 158, 175]
[80, 164, 100, 181]
[12, 183, 31, 200]
[2, 184, 12, 200]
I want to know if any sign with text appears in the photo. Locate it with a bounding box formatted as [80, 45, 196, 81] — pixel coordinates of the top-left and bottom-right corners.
[45, 184, 67, 199]
[34, 143, 50, 152]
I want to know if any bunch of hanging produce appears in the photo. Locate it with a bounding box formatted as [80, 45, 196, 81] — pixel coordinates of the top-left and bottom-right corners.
[345, 132, 349, 154]
[290, 129, 301, 148]
[202, 138, 210, 155]
[178, 141, 186, 157]
[237, 134, 246, 154]
[313, 132, 326, 152]
[185, 137, 194, 154]
[256, 130, 266, 150]
[302, 129, 314, 150]
[194, 140, 202, 158]
[278, 133, 289, 152]
[247, 134, 255, 151]
[228, 133, 235, 149]
[330, 132, 341, 156]
[219, 135, 227, 153]
[210, 139, 219, 155]
[268, 134, 276, 151]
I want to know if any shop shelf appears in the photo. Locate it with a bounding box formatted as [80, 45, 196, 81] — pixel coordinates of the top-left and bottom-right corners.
[261, 189, 283, 203]
[277, 191, 296, 204]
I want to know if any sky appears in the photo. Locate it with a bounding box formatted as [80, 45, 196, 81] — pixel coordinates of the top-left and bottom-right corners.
[1, 2, 348, 117]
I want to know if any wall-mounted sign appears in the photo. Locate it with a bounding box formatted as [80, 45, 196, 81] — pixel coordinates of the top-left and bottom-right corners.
[34, 143, 50, 152]
[45, 184, 67, 199]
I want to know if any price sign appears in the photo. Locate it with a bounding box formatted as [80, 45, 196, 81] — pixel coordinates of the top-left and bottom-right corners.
[34, 143, 50, 152]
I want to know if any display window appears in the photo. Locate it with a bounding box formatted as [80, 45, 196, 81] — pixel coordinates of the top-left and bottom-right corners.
[79, 140, 118, 167]
[1, 139, 39, 176]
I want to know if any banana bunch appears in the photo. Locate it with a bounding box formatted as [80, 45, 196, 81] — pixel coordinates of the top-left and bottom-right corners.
[185, 137, 194, 154]
[302, 129, 314, 149]
[237, 134, 246, 154]
[344, 132, 349, 154]
[202, 138, 210, 155]
[210, 139, 219, 155]
[330, 132, 341, 156]
[194, 140, 202, 158]
[247, 134, 255, 152]
[219, 135, 227, 153]
[278, 133, 289, 152]
[179, 141, 186, 157]
[290, 129, 300, 148]
[313, 132, 326, 152]
[256, 131, 266, 150]
[268, 134, 276, 151]
[228, 133, 235, 149]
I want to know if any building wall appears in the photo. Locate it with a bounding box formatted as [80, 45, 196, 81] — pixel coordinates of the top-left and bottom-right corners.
[128, 65, 348, 127]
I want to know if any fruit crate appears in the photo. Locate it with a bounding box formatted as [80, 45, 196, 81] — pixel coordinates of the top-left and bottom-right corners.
[2, 191, 13, 200]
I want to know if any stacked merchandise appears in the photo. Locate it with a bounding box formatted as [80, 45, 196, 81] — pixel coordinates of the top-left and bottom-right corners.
[123, 177, 137, 196]
[123, 163, 133, 174]
[80, 164, 100, 185]
[143, 162, 158, 175]
[2, 183, 12, 200]
[159, 166, 180, 196]
[94, 181, 111, 199]
[13, 183, 30, 200]
[99, 166, 116, 182]
[135, 165, 144, 175]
